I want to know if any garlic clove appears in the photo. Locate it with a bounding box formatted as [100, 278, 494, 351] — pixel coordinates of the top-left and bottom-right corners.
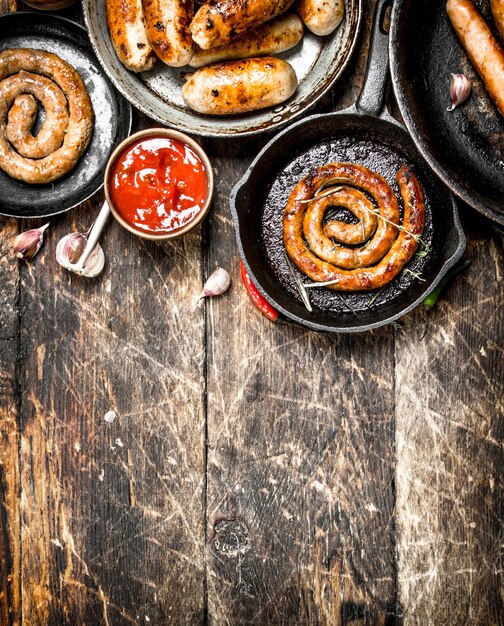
[12, 223, 49, 260]
[448, 73, 472, 111]
[199, 267, 231, 299]
[56, 232, 105, 278]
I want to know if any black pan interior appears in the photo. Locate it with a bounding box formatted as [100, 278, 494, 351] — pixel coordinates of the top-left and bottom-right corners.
[0, 13, 132, 218]
[231, 113, 464, 332]
[391, 0, 504, 224]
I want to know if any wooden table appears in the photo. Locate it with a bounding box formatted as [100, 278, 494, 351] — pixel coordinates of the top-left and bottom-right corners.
[1, 1, 503, 624]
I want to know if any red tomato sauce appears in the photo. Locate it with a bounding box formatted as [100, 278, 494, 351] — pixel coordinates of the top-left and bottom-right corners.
[110, 136, 208, 235]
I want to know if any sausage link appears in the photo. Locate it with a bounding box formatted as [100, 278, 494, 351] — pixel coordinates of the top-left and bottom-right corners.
[0, 49, 94, 185]
[322, 188, 377, 245]
[142, 0, 194, 67]
[189, 13, 303, 68]
[4, 72, 69, 158]
[182, 57, 297, 115]
[447, 0, 504, 116]
[106, 0, 156, 72]
[297, 0, 344, 36]
[190, 0, 296, 50]
[283, 163, 425, 291]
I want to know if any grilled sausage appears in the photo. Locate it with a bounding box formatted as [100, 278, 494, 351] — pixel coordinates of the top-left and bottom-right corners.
[297, 0, 344, 36]
[447, 0, 504, 116]
[5, 72, 69, 158]
[491, 0, 504, 42]
[190, 0, 296, 50]
[182, 57, 298, 115]
[189, 13, 303, 68]
[142, 0, 194, 66]
[0, 49, 94, 185]
[106, 0, 156, 72]
[283, 163, 425, 291]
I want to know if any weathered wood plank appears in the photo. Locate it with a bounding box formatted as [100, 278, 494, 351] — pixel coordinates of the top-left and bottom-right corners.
[16, 191, 206, 624]
[0, 218, 21, 626]
[395, 217, 504, 625]
[204, 131, 398, 626]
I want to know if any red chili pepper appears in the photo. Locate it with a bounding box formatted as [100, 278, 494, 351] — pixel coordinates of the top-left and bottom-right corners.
[240, 261, 279, 322]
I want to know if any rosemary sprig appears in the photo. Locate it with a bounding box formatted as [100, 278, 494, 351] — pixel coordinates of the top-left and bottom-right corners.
[284, 253, 312, 312]
[299, 185, 345, 204]
[368, 287, 385, 306]
[333, 292, 359, 316]
[304, 278, 341, 289]
[402, 268, 426, 282]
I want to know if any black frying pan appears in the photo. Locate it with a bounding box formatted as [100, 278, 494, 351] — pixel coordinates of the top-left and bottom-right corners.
[390, 0, 504, 225]
[0, 13, 132, 218]
[230, 0, 466, 333]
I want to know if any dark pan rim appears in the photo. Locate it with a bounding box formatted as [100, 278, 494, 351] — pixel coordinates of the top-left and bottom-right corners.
[0, 12, 133, 219]
[83, 0, 364, 138]
[230, 112, 467, 333]
[389, 2, 504, 227]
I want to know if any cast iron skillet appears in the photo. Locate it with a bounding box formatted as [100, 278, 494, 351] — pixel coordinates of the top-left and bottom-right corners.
[390, 0, 504, 225]
[230, 0, 466, 333]
[0, 13, 132, 219]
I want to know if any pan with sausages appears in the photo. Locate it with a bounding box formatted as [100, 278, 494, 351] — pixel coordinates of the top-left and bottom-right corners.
[84, 0, 362, 135]
[229, 0, 465, 332]
[390, 0, 504, 224]
[0, 48, 94, 184]
[0, 12, 132, 218]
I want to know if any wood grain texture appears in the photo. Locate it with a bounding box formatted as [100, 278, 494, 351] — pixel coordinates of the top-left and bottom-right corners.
[395, 218, 504, 626]
[0, 219, 20, 626]
[9, 192, 206, 624]
[1, 0, 504, 623]
[203, 131, 398, 624]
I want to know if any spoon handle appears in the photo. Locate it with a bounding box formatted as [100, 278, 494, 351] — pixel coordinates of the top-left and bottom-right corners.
[75, 200, 111, 270]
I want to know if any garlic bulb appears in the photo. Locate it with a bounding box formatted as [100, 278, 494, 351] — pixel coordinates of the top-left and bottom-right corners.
[56, 232, 105, 278]
[12, 223, 49, 260]
[199, 267, 231, 299]
[448, 73, 472, 111]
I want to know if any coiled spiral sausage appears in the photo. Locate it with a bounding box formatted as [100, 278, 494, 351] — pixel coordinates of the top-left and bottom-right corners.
[0, 49, 94, 185]
[283, 163, 425, 291]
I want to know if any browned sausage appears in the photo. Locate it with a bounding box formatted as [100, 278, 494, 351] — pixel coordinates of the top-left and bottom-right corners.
[297, 0, 344, 36]
[283, 163, 425, 291]
[189, 13, 303, 69]
[0, 49, 94, 185]
[182, 57, 298, 115]
[447, 0, 504, 116]
[106, 0, 156, 72]
[491, 0, 504, 42]
[190, 0, 296, 50]
[142, 0, 194, 66]
[4, 72, 69, 158]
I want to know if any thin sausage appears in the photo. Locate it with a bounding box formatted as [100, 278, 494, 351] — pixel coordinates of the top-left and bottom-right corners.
[189, 13, 303, 69]
[5, 72, 69, 158]
[491, 0, 504, 42]
[297, 0, 344, 36]
[142, 0, 194, 67]
[182, 57, 298, 115]
[106, 0, 156, 72]
[0, 49, 94, 185]
[447, 0, 504, 116]
[190, 0, 296, 50]
[283, 163, 425, 291]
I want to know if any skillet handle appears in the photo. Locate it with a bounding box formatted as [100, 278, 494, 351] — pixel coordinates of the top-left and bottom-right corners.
[355, 0, 393, 117]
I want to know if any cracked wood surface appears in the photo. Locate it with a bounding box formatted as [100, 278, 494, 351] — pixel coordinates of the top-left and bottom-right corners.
[0, 0, 503, 624]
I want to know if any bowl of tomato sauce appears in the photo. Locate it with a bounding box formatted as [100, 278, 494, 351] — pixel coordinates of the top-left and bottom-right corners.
[105, 128, 213, 239]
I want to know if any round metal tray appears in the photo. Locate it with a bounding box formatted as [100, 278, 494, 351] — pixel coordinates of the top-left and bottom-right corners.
[0, 13, 132, 218]
[82, 0, 362, 137]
